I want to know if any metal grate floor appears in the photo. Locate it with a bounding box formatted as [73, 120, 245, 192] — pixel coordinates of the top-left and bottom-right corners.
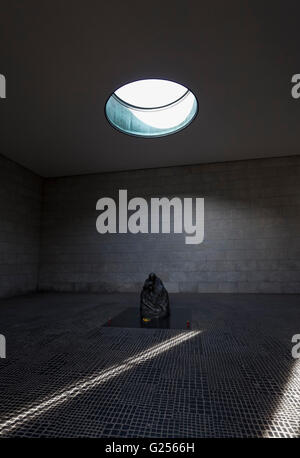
[0, 292, 299, 438]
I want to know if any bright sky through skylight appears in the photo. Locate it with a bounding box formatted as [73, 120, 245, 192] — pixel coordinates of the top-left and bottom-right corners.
[115, 79, 188, 108]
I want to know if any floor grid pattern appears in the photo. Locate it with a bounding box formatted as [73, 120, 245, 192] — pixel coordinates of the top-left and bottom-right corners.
[0, 292, 299, 438]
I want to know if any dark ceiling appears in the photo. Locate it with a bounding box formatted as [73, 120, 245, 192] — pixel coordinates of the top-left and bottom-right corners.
[1, 0, 299, 177]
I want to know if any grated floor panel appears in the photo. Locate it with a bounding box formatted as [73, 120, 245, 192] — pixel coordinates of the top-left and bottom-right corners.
[0, 292, 299, 438]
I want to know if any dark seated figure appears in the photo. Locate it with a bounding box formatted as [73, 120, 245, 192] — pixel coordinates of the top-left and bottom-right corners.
[140, 273, 170, 320]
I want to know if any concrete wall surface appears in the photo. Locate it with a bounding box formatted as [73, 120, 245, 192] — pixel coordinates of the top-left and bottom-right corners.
[38, 156, 300, 294]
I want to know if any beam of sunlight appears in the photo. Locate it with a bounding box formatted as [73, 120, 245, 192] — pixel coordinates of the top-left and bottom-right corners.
[262, 359, 300, 438]
[0, 330, 201, 436]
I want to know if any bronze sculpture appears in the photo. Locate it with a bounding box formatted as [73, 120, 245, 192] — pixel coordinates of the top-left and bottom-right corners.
[140, 273, 170, 321]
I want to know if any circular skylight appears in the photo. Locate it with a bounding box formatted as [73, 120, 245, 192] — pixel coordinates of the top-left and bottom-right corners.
[105, 79, 198, 138]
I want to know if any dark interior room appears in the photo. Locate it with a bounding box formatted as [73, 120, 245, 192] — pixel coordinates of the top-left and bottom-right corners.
[0, 0, 299, 442]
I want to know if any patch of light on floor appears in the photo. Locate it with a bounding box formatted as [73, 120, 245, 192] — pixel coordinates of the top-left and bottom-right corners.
[0, 330, 201, 436]
[262, 359, 300, 438]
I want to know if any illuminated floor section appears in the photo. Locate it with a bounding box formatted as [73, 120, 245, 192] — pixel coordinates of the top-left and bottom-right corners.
[262, 359, 300, 438]
[0, 330, 200, 436]
[0, 292, 299, 438]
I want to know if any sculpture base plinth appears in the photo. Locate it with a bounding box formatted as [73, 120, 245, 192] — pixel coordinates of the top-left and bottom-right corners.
[103, 308, 192, 330]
